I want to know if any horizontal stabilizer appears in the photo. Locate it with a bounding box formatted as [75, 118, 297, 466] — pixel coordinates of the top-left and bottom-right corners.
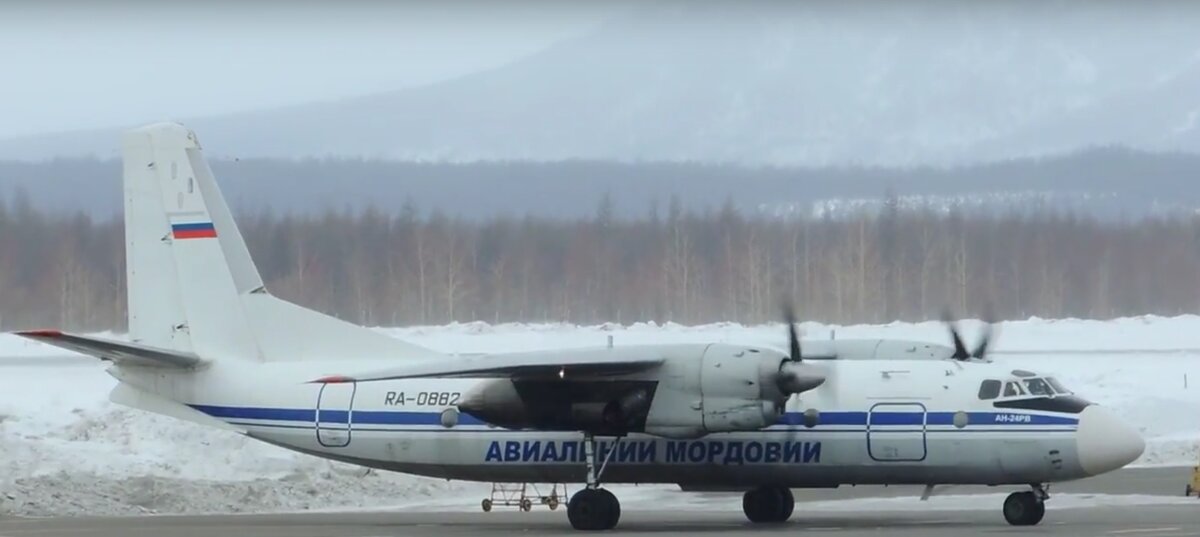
[16, 330, 204, 369]
[314, 347, 664, 383]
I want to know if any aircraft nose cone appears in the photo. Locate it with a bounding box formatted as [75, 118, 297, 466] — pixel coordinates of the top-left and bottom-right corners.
[1076, 405, 1144, 476]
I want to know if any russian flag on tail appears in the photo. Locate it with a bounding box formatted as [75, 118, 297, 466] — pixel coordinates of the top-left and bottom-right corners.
[172, 222, 217, 240]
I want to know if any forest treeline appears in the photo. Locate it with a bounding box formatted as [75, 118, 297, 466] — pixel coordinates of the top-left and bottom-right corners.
[2, 192, 1199, 331]
[3, 147, 1200, 219]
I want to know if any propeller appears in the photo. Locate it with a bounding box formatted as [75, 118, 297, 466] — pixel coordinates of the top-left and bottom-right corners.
[776, 301, 824, 394]
[941, 307, 995, 361]
[783, 301, 802, 363]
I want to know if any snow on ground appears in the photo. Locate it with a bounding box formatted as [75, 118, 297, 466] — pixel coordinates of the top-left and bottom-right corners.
[1, 316, 1198, 516]
[375, 315, 1200, 354]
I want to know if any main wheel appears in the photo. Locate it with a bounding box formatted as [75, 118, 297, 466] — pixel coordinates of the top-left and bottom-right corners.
[742, 488, 770, 523]
[777, 487, 795, 521]
[567, 488, 620, 530]
[1003, 491, 1045, 526]
[742, 486, 792, 523]
[596, 488, 620, 528]
[481, 498, 492, 512]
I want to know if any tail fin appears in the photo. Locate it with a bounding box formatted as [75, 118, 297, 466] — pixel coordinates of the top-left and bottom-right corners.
[123, 123, 441, 362]
[123, 124, 262, 360]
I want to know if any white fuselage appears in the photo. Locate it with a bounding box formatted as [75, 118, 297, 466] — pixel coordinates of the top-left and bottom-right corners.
[112, 355, 1140, 489]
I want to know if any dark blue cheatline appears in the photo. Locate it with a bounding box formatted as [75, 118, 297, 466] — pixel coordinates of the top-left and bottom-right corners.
[189, 404, 1078, 428]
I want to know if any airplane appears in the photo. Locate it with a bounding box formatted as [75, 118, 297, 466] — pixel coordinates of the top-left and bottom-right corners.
[15, 123, 1144, 531]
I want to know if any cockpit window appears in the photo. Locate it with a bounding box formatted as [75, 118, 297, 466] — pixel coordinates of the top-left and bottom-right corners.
[1023, 378, 1054, 396]
[1003, 381, 1025, 397]
[1046, 377, 1071, 394]
[978, 380, 1001, 400]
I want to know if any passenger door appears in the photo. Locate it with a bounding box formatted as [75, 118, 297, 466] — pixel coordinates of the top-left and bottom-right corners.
[316, 382, 356, 448]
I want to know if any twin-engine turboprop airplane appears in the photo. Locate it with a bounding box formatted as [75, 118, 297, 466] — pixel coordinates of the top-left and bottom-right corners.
[16, 123, 1144, 531]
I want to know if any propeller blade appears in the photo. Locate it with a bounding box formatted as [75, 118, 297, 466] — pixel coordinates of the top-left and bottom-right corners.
[783, 301, 802, 362]
[941, 308, 971, 361]
[971, 306, 996, 359]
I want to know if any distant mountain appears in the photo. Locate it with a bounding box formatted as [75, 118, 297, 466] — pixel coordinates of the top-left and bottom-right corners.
[2, 1, 1199, 165]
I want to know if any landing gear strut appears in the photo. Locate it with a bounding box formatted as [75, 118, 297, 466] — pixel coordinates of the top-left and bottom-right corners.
[742, 485, 795, 523]
[1003, 484, 1047, 526]
[567, 434, 622, 531]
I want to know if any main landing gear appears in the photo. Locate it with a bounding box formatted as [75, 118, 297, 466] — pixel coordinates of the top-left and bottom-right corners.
[567, 434, 622, 531]
[1003, 484, 1048, 526]
[742, 485, 795, 523]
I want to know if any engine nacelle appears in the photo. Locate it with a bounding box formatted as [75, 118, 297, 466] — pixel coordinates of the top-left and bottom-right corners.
[455, 343, 823, 438]
[643, 343, 817, 438]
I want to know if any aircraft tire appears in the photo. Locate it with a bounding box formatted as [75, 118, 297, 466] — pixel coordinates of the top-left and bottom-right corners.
[598, 488, 621, 528]
[742, 488, 769, 523]
[743, 486, 792, 523]
[777, 487, 795, 521]
[567, 488, 620, 530]
[1003, 491, 1045, 526]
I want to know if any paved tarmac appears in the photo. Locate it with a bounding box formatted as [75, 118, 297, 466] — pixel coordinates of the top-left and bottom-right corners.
[786, 465, 1189, 500]
[1, 467, 1196, 537]
[2, 506, 1197, 537]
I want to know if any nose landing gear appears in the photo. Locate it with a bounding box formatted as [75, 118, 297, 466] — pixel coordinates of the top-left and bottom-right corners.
[742, 485, 795, 523]
[566, 434, 623, 531]
[1003, 484, 1048, 526]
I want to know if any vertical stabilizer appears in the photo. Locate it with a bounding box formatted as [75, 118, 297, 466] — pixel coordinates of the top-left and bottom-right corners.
[123, 123, 262, 361]
[123, 122, 442, 362]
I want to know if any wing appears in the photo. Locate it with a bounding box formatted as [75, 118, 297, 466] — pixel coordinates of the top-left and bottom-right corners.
[314, 347, 664, 383]
[15, 329, 205, 369]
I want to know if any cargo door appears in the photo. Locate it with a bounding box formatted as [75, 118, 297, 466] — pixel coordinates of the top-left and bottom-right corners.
[867, 402, 927, 462]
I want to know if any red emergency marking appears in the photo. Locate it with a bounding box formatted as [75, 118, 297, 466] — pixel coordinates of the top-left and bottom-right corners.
[18, 329, 64, 338]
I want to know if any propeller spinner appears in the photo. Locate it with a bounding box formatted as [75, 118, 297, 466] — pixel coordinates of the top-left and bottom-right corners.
[776, 301, 824, 394]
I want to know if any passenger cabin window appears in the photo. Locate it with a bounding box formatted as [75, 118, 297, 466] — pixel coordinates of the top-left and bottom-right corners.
[1024, 378, 1054, 396]
[978, 380, 1001, 400]
[1003, 381, 1024, 397]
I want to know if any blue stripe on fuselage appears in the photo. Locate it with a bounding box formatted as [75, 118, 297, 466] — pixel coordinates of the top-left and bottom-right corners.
[190, 404, 487, 426]
[188, 404, 1077, 427]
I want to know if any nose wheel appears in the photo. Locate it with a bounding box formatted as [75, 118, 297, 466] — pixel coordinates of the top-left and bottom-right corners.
[1003, 485, 1047, 526]
[742, 485, 795, 523]
[567, 434, 622, 531]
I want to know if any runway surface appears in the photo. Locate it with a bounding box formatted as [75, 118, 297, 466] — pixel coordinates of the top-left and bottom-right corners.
[1, 467, 1196, 537]
[0, 507, 1197, 537]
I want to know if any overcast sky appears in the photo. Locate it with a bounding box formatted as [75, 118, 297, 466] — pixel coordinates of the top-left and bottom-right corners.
[0, 1, 625, 138]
